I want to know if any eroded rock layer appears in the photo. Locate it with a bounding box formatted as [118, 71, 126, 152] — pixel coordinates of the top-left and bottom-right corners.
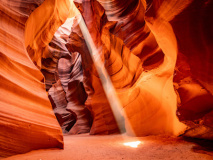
[67, 0, 187, 136]
[0, 0, 78, 157]
[67, 0, 212, 138]
[171, 0, 213, 140]
[41, 17, 92, 134]
[1, 0, 213, 158]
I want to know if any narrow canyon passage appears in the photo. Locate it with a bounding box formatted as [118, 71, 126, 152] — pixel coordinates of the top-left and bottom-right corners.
[0, 0, 213, 159]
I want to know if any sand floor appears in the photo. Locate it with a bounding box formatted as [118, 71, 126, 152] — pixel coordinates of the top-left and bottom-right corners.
[3, 134, 213, 160]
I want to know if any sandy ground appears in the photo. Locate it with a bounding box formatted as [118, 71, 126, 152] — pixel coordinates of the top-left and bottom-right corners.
[3, 134, 213, 160]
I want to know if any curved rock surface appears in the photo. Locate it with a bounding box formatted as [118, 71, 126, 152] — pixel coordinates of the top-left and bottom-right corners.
[67, 14, 121, 135]
[170, 0, 213, 140]
[67, 0, 186, 136]
[0, 0, 79, 158]
[68, 0, 213, 138]
[41, 17, 92, 134]
[1, 0, 213, 158]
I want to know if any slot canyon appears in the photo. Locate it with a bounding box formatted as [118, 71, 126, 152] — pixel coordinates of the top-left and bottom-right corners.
[0, 0, 213, 159]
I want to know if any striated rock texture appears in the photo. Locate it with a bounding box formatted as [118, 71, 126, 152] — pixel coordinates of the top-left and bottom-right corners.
[1, 0, 213, 158]
[106, 0, 213, 138]
[67, 14, 121, 135]
[42, 17, 92, 134]
[171, 0, 213, 140]
[67, 0, 187, 136]
[0, 0, 79, 158]
[68, 0, 213, 138]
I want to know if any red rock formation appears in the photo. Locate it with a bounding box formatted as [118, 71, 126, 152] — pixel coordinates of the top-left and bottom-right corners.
[67, 14, 121, 134]
[67, 0, 187, 136]
[1, 0, 213, 158]
[0, 0, 78, 158]
[92, 0, 213, 139]
[171, 0, 213, 140]
[41, 17, 92, 134]
[48, 80, 76, 133]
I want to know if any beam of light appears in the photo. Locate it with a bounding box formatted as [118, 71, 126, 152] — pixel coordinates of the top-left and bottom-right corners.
[66, 3, 145, 149]
[123, 141, 142, 148]
[78, 15, 125, 132]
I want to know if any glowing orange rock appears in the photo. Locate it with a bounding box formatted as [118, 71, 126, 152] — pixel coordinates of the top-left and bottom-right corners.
[1, 0, 213, 158]
[0, 0, 79, 157]
[67, 0, 187, 136]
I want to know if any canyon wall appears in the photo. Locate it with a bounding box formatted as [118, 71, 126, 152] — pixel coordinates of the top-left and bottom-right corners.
[0, 0, 212, 158]
[0, 0, 78, 157]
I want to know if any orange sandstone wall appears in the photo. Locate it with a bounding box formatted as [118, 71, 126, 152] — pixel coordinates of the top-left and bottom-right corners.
[68, 0, 213, 138]
[0, 0, 213, 157]
[67, 0, 187, 136]
[0, 0, 78, 157]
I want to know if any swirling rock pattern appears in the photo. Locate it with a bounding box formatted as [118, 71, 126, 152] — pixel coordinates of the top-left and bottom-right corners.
[1, 0, 213, 158]
[97, 0, 165, 71]
[48, 80, 76, 133]
[42, 17, 92, 134]
[0, 0, 67, 158]
[67, 15, 121, 135]
[171, 0, 213, 140]
[75, 0, 213, 138]
[67, 0, 186, 136]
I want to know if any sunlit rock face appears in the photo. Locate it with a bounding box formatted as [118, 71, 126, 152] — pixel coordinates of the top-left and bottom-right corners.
[0, 0, 213, 158]
[66, 14, 122, 134]
[67, 0, 187, 136]
[0, 0, 78, 158]
[67, 0, 213, 137]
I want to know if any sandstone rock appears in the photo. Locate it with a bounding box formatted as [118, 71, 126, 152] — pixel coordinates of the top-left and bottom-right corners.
[1, 0, 213, 158]
[170, 0, 213, 140]
[67, 0, 187, 136]
[0, 0, 67, 157]
[43, 17, 92, 134]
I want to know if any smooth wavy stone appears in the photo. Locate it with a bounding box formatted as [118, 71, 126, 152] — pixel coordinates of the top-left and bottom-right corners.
[67, 0, 186, 136]
[43, 17, 92, 134]
[41, 36, 71, 90]
[24, 0, 90, 136]
[42, 18, 91, 135]
[102, 19, 186, 136]
[58, 54, 92, 134]
[48, 80, 76, 133]
[41, 17, 75, 90]
[66, 17, 120, 135]
[96, 0, 165, 72]
[0, 0, 71, 157]
[156, 0, 213, 139]
[58, 52, 83, 92]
